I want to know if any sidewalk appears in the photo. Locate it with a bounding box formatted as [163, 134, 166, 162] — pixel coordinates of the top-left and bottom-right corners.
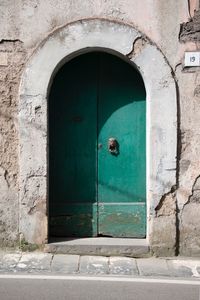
[0, 252, 200, 279]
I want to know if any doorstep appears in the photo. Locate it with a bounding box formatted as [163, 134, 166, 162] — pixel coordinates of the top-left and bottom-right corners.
[44, 238, 149, 257]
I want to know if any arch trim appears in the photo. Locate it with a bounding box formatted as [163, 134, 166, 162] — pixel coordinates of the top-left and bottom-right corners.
[18, 19, 177, 245]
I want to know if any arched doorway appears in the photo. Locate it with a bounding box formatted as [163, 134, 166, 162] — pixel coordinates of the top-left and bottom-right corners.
[19, 19, 177, 249]
[49, 51, 146, 238]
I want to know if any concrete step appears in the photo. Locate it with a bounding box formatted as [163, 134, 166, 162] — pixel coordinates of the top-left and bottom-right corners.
[44, 238, 150, 257]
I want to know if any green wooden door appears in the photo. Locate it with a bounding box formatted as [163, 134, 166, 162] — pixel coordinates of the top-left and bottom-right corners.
[98, 54, 146, 237]
[49, 52, 146, 238]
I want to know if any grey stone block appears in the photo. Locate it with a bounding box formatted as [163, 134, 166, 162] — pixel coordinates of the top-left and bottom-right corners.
[17, 253, 52, 272]
[109, 257, 139, 275]
[79, 256, 109, 274]
[168, 259, 200, 278]
[45, 238, 149, 257]
[0, 253, 21, 272]
[51, 254, 79, 273]
[137, 258, 170, 276]
[167, 260, 193, 277]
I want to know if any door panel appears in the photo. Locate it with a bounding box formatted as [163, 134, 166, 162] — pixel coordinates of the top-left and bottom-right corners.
[98, 54, 146, 237]
[98, 204, 146, 237]
[49, 54, 98, 237]
[49, 52, 146, 238]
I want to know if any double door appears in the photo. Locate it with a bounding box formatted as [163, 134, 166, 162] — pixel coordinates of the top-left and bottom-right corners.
[49, 52, 146, 238]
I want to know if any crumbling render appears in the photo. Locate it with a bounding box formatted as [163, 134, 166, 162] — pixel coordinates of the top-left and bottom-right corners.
[126, 36, 147, 60]
[179, 175, 200, 256]
[155, 189, 176, 218]
[0, 39, 27, 247]
[181, 175, 200, 211]
[179, 9, 200, 42]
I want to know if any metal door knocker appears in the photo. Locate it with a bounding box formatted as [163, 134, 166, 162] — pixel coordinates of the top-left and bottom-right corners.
[108, 138, 119, 156]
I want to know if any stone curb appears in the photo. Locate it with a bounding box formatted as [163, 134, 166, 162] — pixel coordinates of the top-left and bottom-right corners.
[0, 252, 200, 278]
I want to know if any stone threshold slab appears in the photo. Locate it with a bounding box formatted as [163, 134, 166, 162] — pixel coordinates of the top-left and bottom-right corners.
[44, 238, 149, 257]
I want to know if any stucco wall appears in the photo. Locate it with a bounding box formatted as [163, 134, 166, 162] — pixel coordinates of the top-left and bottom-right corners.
[0, 0, 200, 256]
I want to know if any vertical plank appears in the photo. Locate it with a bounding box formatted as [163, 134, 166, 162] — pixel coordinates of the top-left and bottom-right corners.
[49, 53, 98, 237]
[98, 53, 146, 237]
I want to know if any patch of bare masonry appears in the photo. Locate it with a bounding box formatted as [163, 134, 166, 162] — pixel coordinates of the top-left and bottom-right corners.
[126, 36, 147, 60]
[179, 10, 200, 42]
[0, 39, 27, 247]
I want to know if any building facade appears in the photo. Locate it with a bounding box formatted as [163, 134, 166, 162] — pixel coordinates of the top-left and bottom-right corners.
[0, 0, 200, 256]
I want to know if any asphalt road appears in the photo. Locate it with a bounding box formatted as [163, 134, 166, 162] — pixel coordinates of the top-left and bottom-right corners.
[0, 275, 199, 300]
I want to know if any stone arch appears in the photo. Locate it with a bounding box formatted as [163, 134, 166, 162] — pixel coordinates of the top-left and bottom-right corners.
[19, 19, 177, 245]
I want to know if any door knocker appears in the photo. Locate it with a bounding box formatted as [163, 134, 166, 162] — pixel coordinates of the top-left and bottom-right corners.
[108, 138, 119, 156]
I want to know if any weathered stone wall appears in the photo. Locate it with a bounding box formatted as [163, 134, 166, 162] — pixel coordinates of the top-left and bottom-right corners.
[0, 40, 27, 246]
[176, 65, 200, 256]
[176, 1, 200, 256]
[0, 0, 200, 256]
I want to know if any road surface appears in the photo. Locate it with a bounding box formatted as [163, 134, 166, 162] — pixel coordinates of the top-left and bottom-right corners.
[0, 275, 199, 300]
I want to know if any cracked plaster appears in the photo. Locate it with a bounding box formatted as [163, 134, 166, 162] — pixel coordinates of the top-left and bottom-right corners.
[18, 19, 177, 256]
[0, 1, 199, 256]
[0, 39, 27, 247]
